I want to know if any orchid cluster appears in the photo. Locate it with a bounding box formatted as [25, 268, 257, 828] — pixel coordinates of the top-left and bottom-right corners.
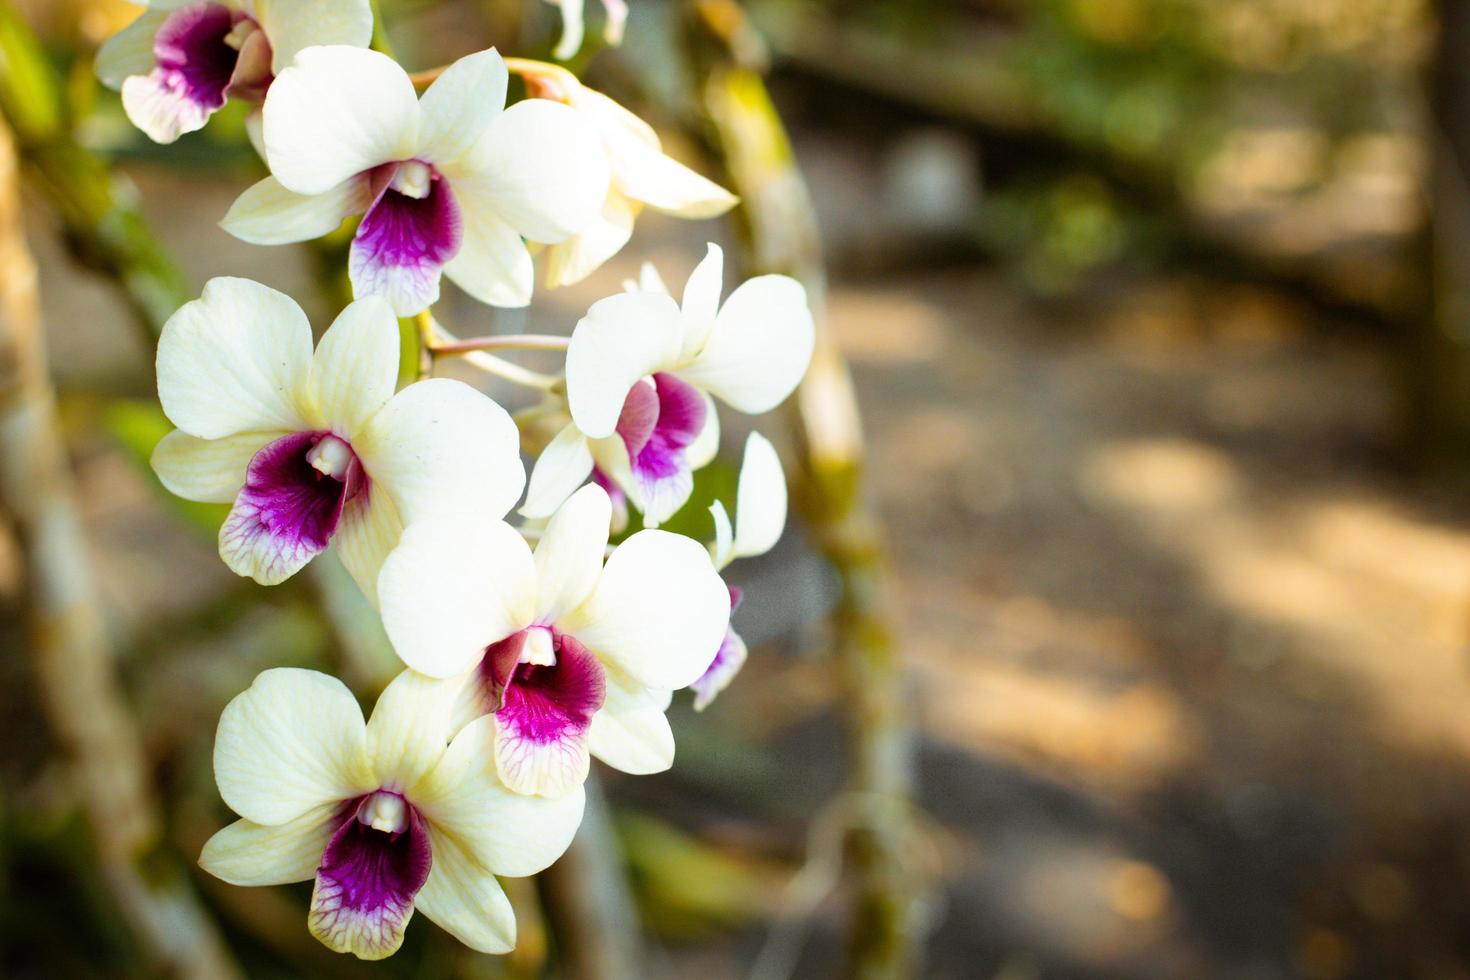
[98, 0, 814, 961]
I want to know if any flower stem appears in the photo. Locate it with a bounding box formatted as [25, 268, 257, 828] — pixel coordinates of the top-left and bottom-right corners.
[429, 332, 570, 355]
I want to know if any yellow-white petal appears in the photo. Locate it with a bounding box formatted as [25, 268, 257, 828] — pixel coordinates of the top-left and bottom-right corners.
[310, 295, 400, 436]
[334, 486, 403, 605]
[679, 274, 814, 415]
[255, 0, 374, 74]
[366, 669, 454, 790]
[355, 378, 525, 525]
[565, 290, 683, 439]
[732, 431, 786, 561]
[213, 668, 376, 826]
[678, 242, 724, 359]
[94, 10, 166, 89]
[417, 48, 508, 169]
[440, 195, 535, 309]
[535, 484, 611, 623]
[520, 421, 595, 520]
[565, 530, 730, 691]
[414, 830, 516, 953]
[413, 717, 586, 876]
[548, 0, 586, 60]
[264, 46, 419, 196]
[156, 277, 313, 439]
[378, 519, 536, 679]
[199, 805, 340, 886]
[587, 665, 674, 775]
[709, 500, 734, 570]
[464, 99, 610, 244]
[150, 428, 278, 504]
[685, 392, 720, 471]
[221, 175, 370, 246]
[541, 191, 638, 290]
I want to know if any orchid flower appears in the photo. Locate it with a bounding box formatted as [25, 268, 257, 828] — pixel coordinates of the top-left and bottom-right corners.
[200, 668, 584, 959]
[516, 62, 736, 289]
[690, 431, 787, 710]
[376, 484, 730, 798]
[221, 46, 610, 315]
[95, 0, 372, 144]
[544, 0, 628, 61]
[151, 277, 523, 598]
[521, 243, 814, 527]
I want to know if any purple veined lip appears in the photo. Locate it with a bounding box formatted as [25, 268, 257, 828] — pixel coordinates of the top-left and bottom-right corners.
[149, 3, 274, 113]
[480, 626, 606, 758]
[221, 430, 367, 575]
[614, 371, 707, 503]
[349, 160, 464, 313]
[309, 790, 433, 954]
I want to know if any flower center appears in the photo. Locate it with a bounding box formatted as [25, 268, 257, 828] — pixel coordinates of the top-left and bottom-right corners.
[152, 3, 271, 108]
[306, 433, 356, 481]
[390, 160, 434, 200]
[355, 790, 409, 835]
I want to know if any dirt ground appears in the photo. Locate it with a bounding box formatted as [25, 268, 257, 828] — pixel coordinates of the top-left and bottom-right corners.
[22, 123, 1470, 978]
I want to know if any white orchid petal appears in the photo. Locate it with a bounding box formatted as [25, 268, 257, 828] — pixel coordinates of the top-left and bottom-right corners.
[150, 429, 277, 504]
[356, 378, 525, 525]
[333, 487, 403, 605]
[365, 669, 454, 789]
[541, 192, 637, 289]
[441, 202, 534, 308]
[520, 422, 595, 520]
[310, 296, 400, 436]
[618, 146, 737, 218]
[254, 0, 375, 74]
[121, 70, 215, 144]
[534, 484, 611, 623]
[733, 431, 786, 560]
[221, 175, 370, 246]
[587, 666, 674, 775]
[213, 668, 375, 826]
[264, 46, 419, 196]
[679, 275, 814, 415]
[548, 0, 586, 60]
[414, 831, 516, 953]
[199, 806, 339, 886]
[566, 530, 730, 690]
[565, 290, 683, 439]
[379, 519, 536, 679]
[417, 48, 508, 166]
[709, 500, 734, 569]
[414, 716, 586, 875]
[468, 99, 610, 244]
[95, 10, 167, 89]
[156, 277, 312, 439]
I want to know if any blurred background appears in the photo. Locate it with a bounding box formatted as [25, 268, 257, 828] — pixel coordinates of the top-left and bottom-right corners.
[3, 0, 1469, 978]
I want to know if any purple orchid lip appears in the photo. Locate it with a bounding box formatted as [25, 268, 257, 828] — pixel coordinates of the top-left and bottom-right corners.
[615, 372, 707, 509]
[349, 161, 464, 313]
[220, 431, 367, 577]
[483, 627, 606, 742]
[309, 790, 432, 955]
[151, 3, 272, 112]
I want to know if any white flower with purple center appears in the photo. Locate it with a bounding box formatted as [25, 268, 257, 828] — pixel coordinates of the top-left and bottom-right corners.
[200, 668, 584, 959]
[691, 431, 788, 710]
[151, 277, 523, 597]
[515, 63, 737, 289]
[376, 483, 730, 798]
[521, 243, 814, 527]
[95, 0, 373, 144]
[221, 46, 610, 316]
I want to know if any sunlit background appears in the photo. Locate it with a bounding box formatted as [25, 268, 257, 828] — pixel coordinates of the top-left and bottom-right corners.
[5, 0, 1470, 978]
